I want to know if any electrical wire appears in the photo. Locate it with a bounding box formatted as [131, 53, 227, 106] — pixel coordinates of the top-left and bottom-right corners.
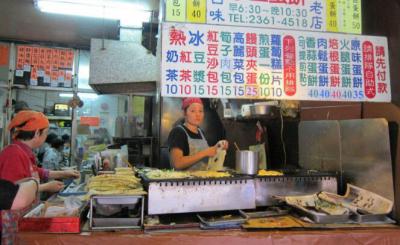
[280, 108, 287, 168]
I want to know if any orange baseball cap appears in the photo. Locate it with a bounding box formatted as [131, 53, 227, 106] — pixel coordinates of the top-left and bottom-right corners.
[8, 110, 49, 131]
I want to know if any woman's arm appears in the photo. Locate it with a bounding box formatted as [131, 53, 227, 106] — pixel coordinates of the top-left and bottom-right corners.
[11, 180, 38, 210]
[170, 146, 217, 170]
[48, 170, 80, 179]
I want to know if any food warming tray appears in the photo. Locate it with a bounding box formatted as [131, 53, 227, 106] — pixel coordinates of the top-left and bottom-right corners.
[289, 204, 351, 224]
[141, 174, 256, 215]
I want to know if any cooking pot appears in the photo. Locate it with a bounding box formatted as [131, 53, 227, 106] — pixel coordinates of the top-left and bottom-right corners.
[235, 150, 258, 175]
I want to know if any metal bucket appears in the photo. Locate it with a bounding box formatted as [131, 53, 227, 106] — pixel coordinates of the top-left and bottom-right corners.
[235, 150, 258, 175]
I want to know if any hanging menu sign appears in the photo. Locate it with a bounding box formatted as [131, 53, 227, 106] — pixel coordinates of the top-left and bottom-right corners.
[15, 45, 74, 88]
[165, 0, 362, 34]
[161, 22, 390, 102]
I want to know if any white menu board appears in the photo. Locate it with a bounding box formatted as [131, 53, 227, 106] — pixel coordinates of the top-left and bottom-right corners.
[161, 22, 391, 102]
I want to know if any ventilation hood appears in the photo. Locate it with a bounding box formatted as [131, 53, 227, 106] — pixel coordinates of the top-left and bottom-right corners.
[89, 38, 159, 94]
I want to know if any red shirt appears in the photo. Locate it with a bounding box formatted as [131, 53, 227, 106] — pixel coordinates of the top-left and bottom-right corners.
[0, 141, 49, 182]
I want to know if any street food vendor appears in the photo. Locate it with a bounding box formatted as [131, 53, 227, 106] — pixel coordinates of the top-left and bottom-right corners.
[167, 98, 228, 170]
[0, 110, 80, 245]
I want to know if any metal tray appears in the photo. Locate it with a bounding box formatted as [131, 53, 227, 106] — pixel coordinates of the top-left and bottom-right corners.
[92, 217, 141, 228]
[350, 213, 389, 223]
[197, 211, 247, 227]
[94, 195, 141, 205]
[290, 204, 351, 224]
[239, 206, 290, 218]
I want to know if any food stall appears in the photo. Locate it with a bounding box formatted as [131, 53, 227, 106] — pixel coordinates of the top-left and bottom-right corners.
[0, 0, 398, 244]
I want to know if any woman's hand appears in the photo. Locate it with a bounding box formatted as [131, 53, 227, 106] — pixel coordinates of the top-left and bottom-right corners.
[40, 180, 65, 193]
[63, 170, 80, 179]
[204, 146, 218, 157]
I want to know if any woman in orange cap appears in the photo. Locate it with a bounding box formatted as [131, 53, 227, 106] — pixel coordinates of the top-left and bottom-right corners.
[167, 98, 228, 170]
[0, 110, 80, 244]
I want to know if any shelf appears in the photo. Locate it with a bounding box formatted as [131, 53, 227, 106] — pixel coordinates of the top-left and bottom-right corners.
[12, 84, 73, 92]
[47, 116, 72, 120]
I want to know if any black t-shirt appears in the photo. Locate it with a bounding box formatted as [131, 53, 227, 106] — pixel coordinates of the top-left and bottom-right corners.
[0, 179, 19, 210]
[167, 124, 208, 156]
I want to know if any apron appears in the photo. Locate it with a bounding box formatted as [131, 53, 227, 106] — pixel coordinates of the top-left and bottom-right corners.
[1, 144, 39, 245]
[178, 125, 209, 171]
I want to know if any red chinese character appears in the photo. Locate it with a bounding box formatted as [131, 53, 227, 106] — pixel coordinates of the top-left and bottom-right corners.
[246, 60, 257, 71]
[246, 46, 257, 58]
[246, 33, 257, 45]
[378, 83, 388, 93]
[329, 51, 339, 62]
[330, 63, 339, 74]
[329, 39, 338, 49]
[170, 28, 186, 45]
[207, 31, 218, 42]
[330, 75, 340, 87]
[207, 57, 219, 69]
[246, 73, 257, 84]
[207, 71, 218, 83]
[207, 44, 219, 56]
[180, 51, 192, 63]
[180, 70, 192, 82]
[377, 71, 386, 81]
[375, 46, 385, 57]
[376, 57, 386, 69]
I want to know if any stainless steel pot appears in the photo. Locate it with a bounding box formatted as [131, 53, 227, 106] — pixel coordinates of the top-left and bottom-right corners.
[235, 150, 258, 175]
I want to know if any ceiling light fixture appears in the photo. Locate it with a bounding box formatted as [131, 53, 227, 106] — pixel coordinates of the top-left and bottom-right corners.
[34, 0, 151, 27]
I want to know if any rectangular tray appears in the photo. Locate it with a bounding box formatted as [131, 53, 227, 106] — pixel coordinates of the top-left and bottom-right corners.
[239, 206, 289, 218]
[350, 213, 389, 223]
[290, 204, 350, 224]
[19, 203, 84, 233]
[197, 211, 247, 227]
[93, 195, 141, 205]
[92, 217, 140, 228]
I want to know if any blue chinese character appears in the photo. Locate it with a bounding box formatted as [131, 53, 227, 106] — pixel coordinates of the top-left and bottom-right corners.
[234, 72, 244, 83]
[311, 16, 323, 29]
[351, 53, 361, 63]
[233, 32, 244, 44]
[189, 30, 205, 46]
[353, 77, 363, 88]
[233, 59, 244, 70]
[212, 0, 223, 4]
[271, 58, 282, 70]
[210, 9, 225, 22]
[233, 45, 244, 57]
[318, 63, 328, 74]
[166, 50, 179, 62]
[310, 1, 323, 14]
[318, 75, 329, 87]
[271, 35, 281, 46]
[317, 38, 327, 49]
[318, 50, 328, 61]
[271, 46, 281, 57]
[166, 69, 178, 81]
[351, 40, 361, 51]
[352, 65, 362, 76]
